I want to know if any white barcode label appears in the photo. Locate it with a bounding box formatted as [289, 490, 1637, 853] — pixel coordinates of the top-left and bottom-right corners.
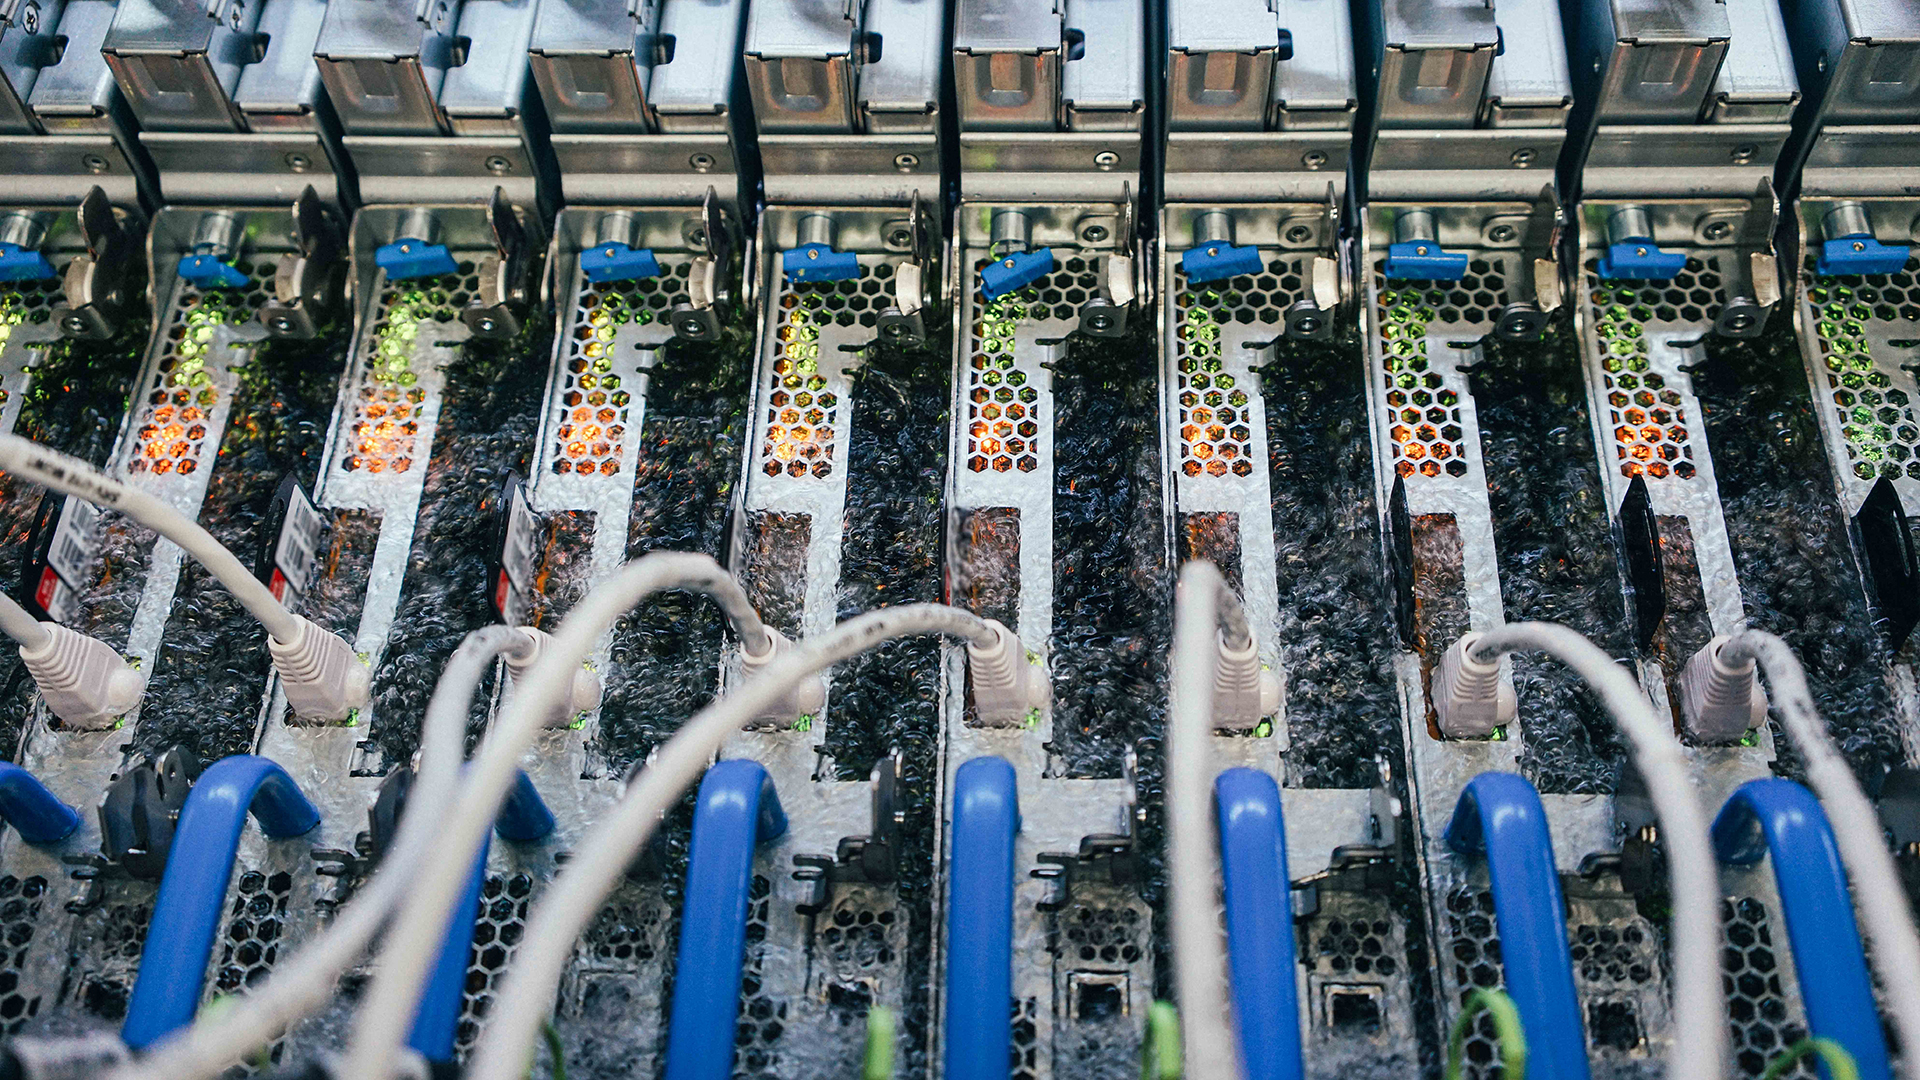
[46, 498, 99, 596]
[495, 480, 537, 625]
[271, 483, 325, 602]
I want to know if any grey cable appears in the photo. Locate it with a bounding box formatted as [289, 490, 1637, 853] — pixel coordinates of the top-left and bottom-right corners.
[463, 602, 1000, 1080]
[0, 434, 303, 642]
[1720, 630, 1920, 1069]
[1168, 562, 1242, 1080]
[338, 553, 769, 1079]
[113, 626, 535, 1080]
[1469, 622, 1725, 1080]
[0, 592, 51, 653]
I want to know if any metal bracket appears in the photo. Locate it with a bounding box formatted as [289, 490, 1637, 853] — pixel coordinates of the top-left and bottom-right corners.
[94, 746, 202, 882]
[462, 186, 544, 340]
[876, 192, 933, 347]
[669, 187, 735, 343]
[1079, 184, 1138, 339]
[794, 751, 905, 915]
[51, 187, 136, 341]
[261, 186, 346, 340]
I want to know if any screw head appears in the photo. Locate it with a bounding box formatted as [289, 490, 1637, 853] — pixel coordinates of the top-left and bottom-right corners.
[284, 152, 312, 173]
[1725, 311, 1755, 331]
[81, 154, 108, 174]
[1731, 144, 1757, 164]
[1284, 224, 1314, 245]
[20, 2, 38, 34]
[883, 322, 909, 339]
[689, 153, 716, 172]
[1093, 150, 1120, 170]
[60, 315, 87, 334]
[1510, 148, 1537, 167]
[1293, 315, 1323, 335]
[476, 317, 497, 333]
[1488, 224, 1517, 244]
[893, 153, 920, 172]
[887, 228, 913, 248]
[1302, 150, 1328, 169]
[687, 227, 708, 248]
[1086, 312, 1113, 330]
[485, 156, 512, 175]
[1081, 224, 1109, 244]
[269, 316, 294, 332]
[1703, 221, 1732, 242]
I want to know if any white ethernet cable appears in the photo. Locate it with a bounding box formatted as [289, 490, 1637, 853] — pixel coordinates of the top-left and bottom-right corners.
[0, 589, 144, 729]
[111, 625, 533, 1080]
[1433, 622, 1726, 1080]
[1165, 561, 1244, 1080]
[119, 554, 772, 1080]
[0, 434, 366, 722]
[461, 601, 1004, 1080]
[1714, 630, 1920, 1065]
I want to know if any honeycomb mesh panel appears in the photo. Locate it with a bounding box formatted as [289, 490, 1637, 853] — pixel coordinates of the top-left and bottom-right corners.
[734, 875, 785, 1080]
[964, 257, 1062, 474]
[0, 876, 47, 1032]
[1583, 256, 1724, 480]
[455, 872, 534, 1058]
[1445, 886, 1511, 1080]
[1172, 257, 1299, 477]
[211, 869, 294, 1072]
[1722, 897, 1812, 1079]
[127, 263, 272, 478]
[1011, 996, 1041, 1080]
[343, 265, 477, 476]
[757, 266, 886, 480]
[1804, 257, 1920, 481]
[1310, 913, 1401, 979]
[820, 896, 898, 976]
[551, 261, 684, 477]
[0, 279, 63, 411]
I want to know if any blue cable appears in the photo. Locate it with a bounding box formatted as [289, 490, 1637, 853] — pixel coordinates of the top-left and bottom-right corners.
[0, 762, 79, 844]
[122, 756, 320, 1050]
[1713, 779, 1892, 1080]
[1215, 768, 1304, 1080]
[943, 756, 1020, 1080]
[407, 769, 556, 1062]
[1444, 772, 1588, 1080]
[664, 759, 788, 1080]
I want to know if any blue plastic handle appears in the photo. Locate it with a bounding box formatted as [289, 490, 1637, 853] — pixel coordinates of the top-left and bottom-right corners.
[1713, 780, 1892, 1080]
[176, 253, 250, 289]
[1597, 238, 1687, 281]
[781, 242, 860, 283]
[664, 759, 789, 1080]
[1444, 773, 1589, 1080]
[1383, 240, 1469, 282]
[1183, 243, 1265, 285]
[0, 243, 55, 282]
[943, 756, 1021, 1080]
[1818, 235, 1912, 278]
[375, 237, 459, 281]
[979, 248, 1056, 300]
[1216, 768, 1304, 1080]
[407, 769, 555, 1062]
[0, 762, 79, 845]
[580, 242, 662, 283]
[122, 756, 320, 1050]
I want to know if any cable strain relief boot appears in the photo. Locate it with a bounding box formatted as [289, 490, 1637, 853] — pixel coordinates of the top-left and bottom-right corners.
[1680, 635, 1766, 743]
[505, 626, 603, 728]
[967, 619, 1049, 726]
[269, 618, 370, 723]
[17, 623, 146, 730]
[737, 626, 827, 726]
[1212, 631, 1277, 731]
[1433, 632, 1515, 738]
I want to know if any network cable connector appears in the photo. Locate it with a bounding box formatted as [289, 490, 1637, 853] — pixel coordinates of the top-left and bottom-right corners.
[954, 0, 1146, 338]
[318, 0, 551, 341]
[1355, 0, 1572, 344]
[531, 0, 749, 346]
[0, 2, 152, 342]
[1163, 0, 1354, 342]
[1774, 3, 1920, 651]
[102, 0, 349, 210]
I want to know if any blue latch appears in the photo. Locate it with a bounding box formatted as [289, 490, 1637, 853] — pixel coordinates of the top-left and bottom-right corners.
[664, 760, 788, 1080]
[580, 242, 662, 284]
[1183, 242, 1264, 285]
[781, 242, 860, 283]
[1445, 773, 1591, 1080]
[1714, 780, 1893, 1080]
[1598, 237, 1688, 281]
[0, 243, 55, 283]
[1216, 768, 1306, 1080]
[1383, 240, 1469, 282]
[375, 237, 459, 281]
[1818, 235, 1912, 278]
[177, 253, 250, 289]
[979, 247, 1056, 300]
